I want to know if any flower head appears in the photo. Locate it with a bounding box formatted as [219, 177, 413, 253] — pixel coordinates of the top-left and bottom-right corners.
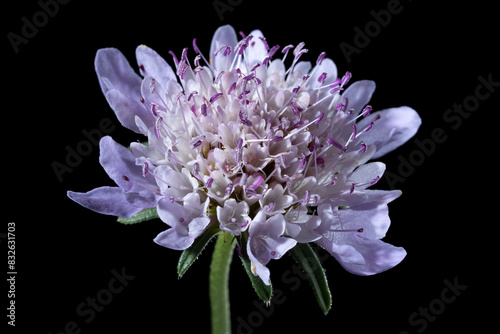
[68, 25, 421, 284]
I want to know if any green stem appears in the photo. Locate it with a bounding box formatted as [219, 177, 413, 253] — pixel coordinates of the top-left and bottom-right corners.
[210, 233, 235, 334]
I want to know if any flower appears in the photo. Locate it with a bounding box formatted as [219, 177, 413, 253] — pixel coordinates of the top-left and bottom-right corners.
[68, 25, 421, 284]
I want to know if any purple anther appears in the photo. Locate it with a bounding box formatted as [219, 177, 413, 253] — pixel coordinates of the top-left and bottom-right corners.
[293, 42, 306, 56]
[341, 71, 352, 87]
[215, 70, 225, 84]
[190, 135, 205, 149]
[122, 175, 129, 181]
[350, 182, 356, 194]
[371, 176, 380, 185]
[329, 78, 342, 88]
[272, 136, 284, 142]
[201, 103, 208, 116]
[215, 44, 227, 56]
[329, 86, 344, 94]
[352, 124, 357, 139]
[282, 44, 294, 54]
[316, 52, 326, 65]
[364, 122, 374, 132]
[210, 92, 223, 104]
[206, 178, 214, 188]
[317, 72, 327, 83]
[243, 73, 255, 81]
[223, 46, 232, 57]
[268, 45, 280, 58]
[294, 49, 308, 60]
[360, 143, 367, 153]
[192, 38, 200, 54]
[315, 113, 325, 124]
[142, 162, 149, 177]
[187, 91, 198, 102]
[362, 105, 372, 117]
[227, 82, 236, 95]
[168, 50, 179, 67]
[316, 157, 325, 165]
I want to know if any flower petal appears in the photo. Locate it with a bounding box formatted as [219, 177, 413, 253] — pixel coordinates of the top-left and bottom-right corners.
[246, 30, 268, 67]
[95, 48, 142, 101]
[99, 136, 155, 192]
[135, 45, 177, 88]
[105, 89, 154, 133]
[342, 80, 376, 116]
[357, 106, 421, 159]
[67, 186, 146, 218]
[339, 238, 407, 275]
[350, 162, 386, 189]
[309, 58, 338, 90]
[210, 24, 238, 73]
[247, 213, 297, 285]
[154, 228, 193, 251]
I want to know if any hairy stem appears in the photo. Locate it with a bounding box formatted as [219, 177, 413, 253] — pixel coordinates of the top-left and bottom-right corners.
[210, 233, 235, 334]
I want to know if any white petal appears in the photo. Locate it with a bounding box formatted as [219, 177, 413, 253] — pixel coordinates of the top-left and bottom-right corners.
[246, 30, 268, 67]
[342, 80, 376, 116]
[357, 106, 421, 159]
[210, 25, 238, 72]
[340, 238, 407, 275]
[350, 162, 386, 188]
[135, 44, 177, 89]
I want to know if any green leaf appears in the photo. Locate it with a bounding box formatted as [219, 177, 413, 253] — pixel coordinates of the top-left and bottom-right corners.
[289, 243, 332, 314]
[117, 207, 159, 224]
[177, 224, 221, 277]
[238, 236, 273, 304]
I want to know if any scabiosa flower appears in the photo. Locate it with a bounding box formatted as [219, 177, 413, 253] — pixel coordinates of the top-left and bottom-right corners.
[68, 25, 420, 291]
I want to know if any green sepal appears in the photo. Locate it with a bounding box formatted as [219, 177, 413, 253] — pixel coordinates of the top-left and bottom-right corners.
[177, 224, 221, 278]
[289, 243, 332, 314]
[117, 207, 159, 224]
[238, 235, 273, 304]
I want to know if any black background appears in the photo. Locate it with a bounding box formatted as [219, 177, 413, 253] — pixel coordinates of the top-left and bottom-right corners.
[4, 0, 498, 333]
